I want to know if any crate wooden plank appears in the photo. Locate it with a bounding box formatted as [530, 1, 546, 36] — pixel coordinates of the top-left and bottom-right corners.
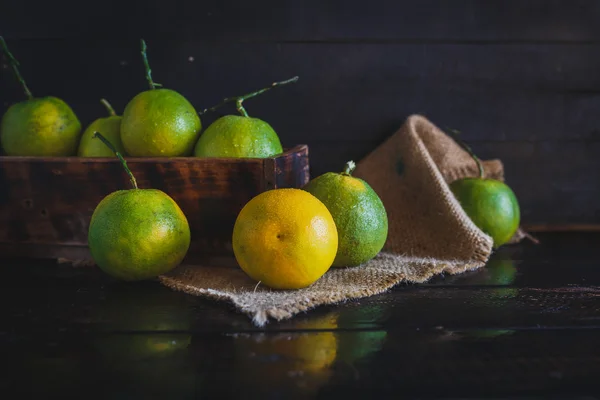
[3, 0, 600, 42]
[0, 146, 309, 258]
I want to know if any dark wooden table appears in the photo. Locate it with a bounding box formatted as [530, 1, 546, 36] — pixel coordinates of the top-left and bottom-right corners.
[1, 232, 599, 399]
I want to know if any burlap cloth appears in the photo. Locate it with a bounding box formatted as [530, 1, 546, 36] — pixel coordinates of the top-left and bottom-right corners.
[158, 114, 525, 326]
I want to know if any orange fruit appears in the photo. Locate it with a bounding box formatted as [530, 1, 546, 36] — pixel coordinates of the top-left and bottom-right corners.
[0, 37, 82, 156]
[194, 115, 282, 158]
[78, 99, 124, 157]
[450, 178, 520, 248]
[303, 161, 388, 267]
[86, 132, 191, 281]
[88, 188, 191, 281]
[232, 188, 338, 289]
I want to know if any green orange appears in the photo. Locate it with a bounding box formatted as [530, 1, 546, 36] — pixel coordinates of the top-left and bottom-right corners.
[78, 99, 125, 157]
[303, 161, 388, 267]
[195, 76, 297, 158]
[119, 39, 201, 157]
[450, 178, 520, 248]
[121, 89, 201, 157]
[194, 115, 282, 158]
[88, 188, 191, 280]
[0, 36, 82, 156]
[87, 133, 190, 281]
[447, 130, 521, 248]
[1, 97, 82, 156]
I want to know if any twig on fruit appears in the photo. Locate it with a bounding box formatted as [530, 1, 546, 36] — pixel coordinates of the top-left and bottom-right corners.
[342, 160, 356, 176]
[140, 39, 162, 90]
[447, 127, 485, 179]
[0, 36, 33, 99]
[199, 76, 299, 117]
[100, 99, 117, 117]
[523, 231, 541, 245]
[93, 132, 138, 189]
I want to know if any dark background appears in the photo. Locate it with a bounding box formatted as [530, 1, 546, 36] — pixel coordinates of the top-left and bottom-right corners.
[1, 0, 599, 227]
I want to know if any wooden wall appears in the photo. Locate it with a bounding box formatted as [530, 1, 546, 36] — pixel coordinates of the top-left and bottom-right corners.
[1, 0, 599, 226]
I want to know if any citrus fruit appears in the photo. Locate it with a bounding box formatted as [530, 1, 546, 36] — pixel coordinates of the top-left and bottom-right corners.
[87, 133, 191, 281]
[121, 88, 201, 157]
[194, 114, 282, 158]
[303, 161, 388, 267]
[232, 188, 338, 289]
[1, 97, 82, 156]
[195, 76, 297, 158]
[120, 40, 201, 157]
[446, 130, 521, 248]
[450, 177, 520, 248]
[78, 99, 125, 157]
[1, 36, 81, 156]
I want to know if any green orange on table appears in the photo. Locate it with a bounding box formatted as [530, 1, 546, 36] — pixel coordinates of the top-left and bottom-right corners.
[194, 77, 298, 158]
[303, 161, 388, 267]
[0, 36, 81, 156]
[87, 133, 191, 281]
[448, 131, 521, 248]
[120, 39, 201, 157]
[78, 99, 125, 157]
[232, 188, 338, 289]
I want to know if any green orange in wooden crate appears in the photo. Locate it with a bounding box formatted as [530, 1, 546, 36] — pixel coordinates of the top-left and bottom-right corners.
[448, 132, 520, 248]
[194, 77, 298, 158]
[0, 36, 82, 156]
[120, 39, 201, 157]
[303, 161, 388, 267]
[232, 188, 338, 290]
[87, 133, 191, 280]
[78, 99, 125, 157]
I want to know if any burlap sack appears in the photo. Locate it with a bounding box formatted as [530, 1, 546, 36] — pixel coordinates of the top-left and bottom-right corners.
[160, 114, 524, 326]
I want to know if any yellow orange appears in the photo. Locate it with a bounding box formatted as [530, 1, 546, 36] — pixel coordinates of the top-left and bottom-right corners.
[232, 188, 338, 289]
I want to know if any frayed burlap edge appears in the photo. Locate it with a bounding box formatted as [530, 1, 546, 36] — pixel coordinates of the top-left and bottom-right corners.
[157, 252, 484, 327]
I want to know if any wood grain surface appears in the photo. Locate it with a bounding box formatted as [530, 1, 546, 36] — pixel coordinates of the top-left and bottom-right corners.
[2, 1, 598, 226]
[0, 232, 598, 398]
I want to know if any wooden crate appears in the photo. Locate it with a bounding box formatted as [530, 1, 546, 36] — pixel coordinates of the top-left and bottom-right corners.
[0, 145, 309, 261]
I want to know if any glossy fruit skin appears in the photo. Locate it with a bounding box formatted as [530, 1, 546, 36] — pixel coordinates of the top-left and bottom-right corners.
[232, 188, 338, 290]
[121, 89, 201, 157]
[449, 178, 520, 248]
[1, 97, 82, 156]
[78, 115, 125, 157]
[303, 172, 388, 267]
[88, 189, 191, 281]
[194, 115, 283, 158]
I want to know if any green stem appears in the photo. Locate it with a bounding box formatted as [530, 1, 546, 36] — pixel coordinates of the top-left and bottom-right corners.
[100, 99, 117, 117]
[140, 39, 162, 90]
[200, 76, 299, 117]
[447, 128, 485, 179]
[235, 99, 249, 118]
[0, 36, 33, 100]
[342, 160, 356, 176]
[93, 132, 138, 189]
